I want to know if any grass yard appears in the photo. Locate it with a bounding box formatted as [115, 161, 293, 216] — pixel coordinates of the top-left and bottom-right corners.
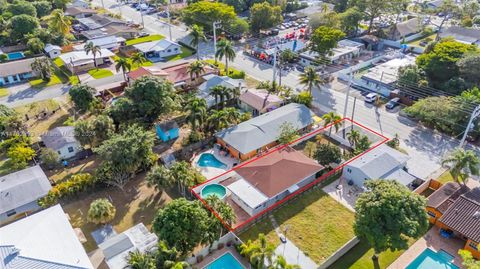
[53, 57, 80, 85]
[239, 188, 355, 264]
[0, 158, 17, 176]
[46, 155, 100, 183]
[0, 88, 8, 97]
[436, 170, 464, 184]
[125, 34, 165, 46]
[165, 46, 195, 61]
[112, 55, 153, 71]
[29, 73, 63, 88]
[407, 33, 436, 47]
[87, 68, 114, 79]
[204, 59, 245, 79]
[62, 173, 175, 252]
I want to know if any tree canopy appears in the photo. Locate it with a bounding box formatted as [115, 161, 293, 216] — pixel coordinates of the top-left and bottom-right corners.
[250, 2, 283, 33]
[309, 26, 346, 55]
[69, 84, 96, 112]
[182, 1, 236, 32]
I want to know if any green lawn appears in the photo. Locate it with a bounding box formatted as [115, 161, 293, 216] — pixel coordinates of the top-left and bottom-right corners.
[53, 57, 80, 85]
[29, 73, 62, 88]
[0, 88, 8, 97]
[239, 189, 356, 265]
[87, 68, 114, 79]
[204, 59, 245, 79]
[407, 33, 436, 47]
[436, 170, 465, 184]
[125, 34, 165, 46]
[165, 46, 195, 61]
[112, 55, 153, 71]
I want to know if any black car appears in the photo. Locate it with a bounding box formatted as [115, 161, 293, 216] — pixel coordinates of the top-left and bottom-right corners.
[386, 97, 400, 109]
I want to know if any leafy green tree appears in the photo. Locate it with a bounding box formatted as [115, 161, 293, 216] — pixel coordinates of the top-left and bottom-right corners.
[40, 148, 60, 168]
[459, 249, 480, 269]
[189, 25, 206, 60]
[108, 97, 137, 124]
[115, 57, 131, 81]
[7, 1, 37, 17]
[315, 143, 342, 166]
[250, 2, 283, 33]
[338, 8, 363, 36]
[152, 198, 210, 254]
[355, 180, 428, 260]
[124, 76, 180, 123]
[156, 241, 181, 268]
[354, 135, 371, 155]
[277, 121, 300, 145]
[7, 144, 35, 169]
[310, 26, 346, 56]
[442, 149, 480, 185]
[250, 234, 275, 268]
[397, 64, 424, 86]
[84, 42, 102, 68]
[272, 255, 300, 269]
[90, 115, 115, 147]
[215, 39, 236, 74]
[221, 0, 247, 12]
[185, 97, 207, 130]
[32, 1, 52, 18]
[204, 195, 235, 241]
[87, 198, 116, 224]
[74, 119, 94, 147]
[322, 111, 342, 136]
[182, 1, 236, 31]
[229, 17, 249, 35]
[27, 37, 45, 54]
[291, 91, 313, 107]
[69, 84, 96, 112]
[11, 15, 39, 40]
[146, 165, 174, 192]
[206, 108, 240, 132]
[433, 0, 460, 41]
[127, 250, 156, 269]
[309, 11, 340, 30]
[458, 54, 480, 86]
[31, 57, 51, 81]
[46, 9, 71, 35]
[349, 0, 389, 33]
[299, 66, 324, 94]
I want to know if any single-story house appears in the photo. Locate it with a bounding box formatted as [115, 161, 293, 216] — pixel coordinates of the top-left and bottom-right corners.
[427, 185, 480, 259]
[238, 89, 284, 116]
[426, 0, 444, 9]
[79, 14, 139, 39]
[133, 39, 182, 62]
[439, 26, 480, 45]
[41, 126, 82, 159]
[58, 48, 115, 73]
[67, 0, 89, 9]
[197, 74, 245, 107]
[386, 18, 423, 41]
[65, 6, 96, 18]
[342, 144, 418, 188]
[127, 66, 169, 82]
[0, 205, 94, 268]
[44, 44, 62, 59]
[156, 121, 179, 142]
[300, 39, 364, 66]
[358, 55, 416, 96]
[74, 36, 126, 51]
[216, 103, 314, 161]
[226, 146, 323, 216]
[0, 57, 45, 86]
[99, 223, 158, 269]
[0, 165, 51, 223]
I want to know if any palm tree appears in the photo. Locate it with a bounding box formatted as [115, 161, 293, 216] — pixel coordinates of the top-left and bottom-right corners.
[189, 24, 206, 60]
[209, 85, 230, 109]
[322, 112, 342, 136]
[164, 261, 189, 269]
[84, 42, 102, 68]
[239, 240, 259, 259]
[87, 198, 116, 225]
[127, 250, 156, 269]
[271, 255, 300, 269]
[187, 60, 205, 83]
[299, 66, 325, 95]
[169, 161, 196, 196]
[185, 97, 207, 130]
[47, 9, 71, 35]
[347, 129, 361, 148]
[225, 107, 240, 124]
[207, 109, 230, 132]
[250, 234, 275, 268]
[215, 39, 236, 75]
[442, 149, 480, 185]
[145, 165, 175, 192]
[115, 57, 131, 81]
[131, 52, 147, 67]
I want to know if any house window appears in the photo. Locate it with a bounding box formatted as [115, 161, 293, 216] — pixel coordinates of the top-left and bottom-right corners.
[174, 48, 178, 51]
[469, 241, 478, 250]
[347, 168, 352, 173]
[427, 211, 436, 218]
[57, 151, 61, 155]
[167, 49, 171, 53]
[6, 209, 16, 217]
[68, 146, 74, 153]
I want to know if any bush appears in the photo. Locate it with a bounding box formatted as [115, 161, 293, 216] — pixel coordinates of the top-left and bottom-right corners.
[40, 148, 60, 169]
[87, 198, 116, 224]
[38, 173, 97, 207]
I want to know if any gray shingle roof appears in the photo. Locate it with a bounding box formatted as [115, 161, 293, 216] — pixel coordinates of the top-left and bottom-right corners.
[216, 103, 314, 154]
[0, 245, 88, 269]
[41, 126, 78, 151]
[439, 26, 480, 44]
[393, 18, 422, 37]
[0, 57, 45, 77]
[0, 165, 50, 214]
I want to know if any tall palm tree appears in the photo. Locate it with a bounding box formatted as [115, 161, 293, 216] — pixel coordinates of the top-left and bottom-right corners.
[185, 97, 207, 130]
[207, 109, 230, 132]
[84, 42, 102, 68]
[225, 107, 240, 124]
[239, 240, 259, 259]
[299, 66, 325, 95]
[347, 129, 361, 147]
[250, 234, 275, 268]
[187, 60, 205, 83]
[270, 255, 300, 269]
[189, 24, 206, 60]
[215, 39, 236, 75]
[164, 261, 189, 269]
[442, 149, 480, 185]
[169, 161, 195, 196]
[115, 57, 131, 81]
[322, 112, 342, 136]
[47, 9, 71, 35]
[209, 85, 230, 109]
[127, 250, 156, 269]
[131, 52, 147, 67]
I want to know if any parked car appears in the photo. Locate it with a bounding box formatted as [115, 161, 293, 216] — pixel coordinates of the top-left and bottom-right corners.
[364, 93, 378, 103]
[279, 234, 287, 243]
[386, 97, 400, 109]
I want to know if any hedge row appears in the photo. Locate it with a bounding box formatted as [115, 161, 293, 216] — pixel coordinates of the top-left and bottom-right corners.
[38, 173, 98, 207]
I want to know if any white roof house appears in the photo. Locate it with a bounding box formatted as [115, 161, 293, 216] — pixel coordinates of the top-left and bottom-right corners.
[44, 44, 62, 59]
[73, 36, 126, 51]
[227, 179, 269, 210]
[361, 55, 416, 86]
[342, 144, 416, 187]
[41, 126, 82, 159]
[133, 39, 181, 60]
[99, 223, 158, 269]
[58, 48, 115, 66]
[300, 39, 364, 66]
[0, 205, 94, 269]
[197, 74, 244, 107]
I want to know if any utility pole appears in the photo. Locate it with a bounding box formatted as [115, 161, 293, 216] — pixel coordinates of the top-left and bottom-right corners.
[213, 21, 220, 62]
[117, 0, 122, 17]
[342, 68, 353, 138]
[351, 97, 357, 130]
[101, 0, 105, 9]
[140, 9, 145, 29]
[460, 105, 480, 148]
[166, 0, 172, 40]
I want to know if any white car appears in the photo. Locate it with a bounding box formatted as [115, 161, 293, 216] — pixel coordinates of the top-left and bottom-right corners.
[364, 93, 378, 103]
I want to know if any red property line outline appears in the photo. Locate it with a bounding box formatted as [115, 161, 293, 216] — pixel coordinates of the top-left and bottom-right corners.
[191, 118, 390, 232]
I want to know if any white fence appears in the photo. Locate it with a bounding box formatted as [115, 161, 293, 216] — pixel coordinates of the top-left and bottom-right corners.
[186, 232, 241, 265]
[318, 236, 361, 269]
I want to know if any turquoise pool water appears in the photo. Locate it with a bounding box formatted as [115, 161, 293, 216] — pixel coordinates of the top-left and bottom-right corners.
[197, 153, 227, 169]
[201, 184, 227, 199]
[204, 252, 244, 269]
[7, 52, 25, 60]
[406, 248, 459, 269]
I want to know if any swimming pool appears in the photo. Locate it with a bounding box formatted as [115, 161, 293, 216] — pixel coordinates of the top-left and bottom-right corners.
[406, 248, 459, 269]
[204, 252, 244, 269]
[201, 184, 227, 199]
[197, 153, 227, 169]
[7, 52, 25, 60]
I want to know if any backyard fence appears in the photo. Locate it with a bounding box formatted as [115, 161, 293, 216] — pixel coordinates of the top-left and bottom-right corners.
[318, 236, 360, 269]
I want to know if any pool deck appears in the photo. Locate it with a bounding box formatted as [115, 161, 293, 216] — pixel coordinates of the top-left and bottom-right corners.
[195, 246, 251, 268]
[192, 148, 238, 179]
[387, 226, 466, 269]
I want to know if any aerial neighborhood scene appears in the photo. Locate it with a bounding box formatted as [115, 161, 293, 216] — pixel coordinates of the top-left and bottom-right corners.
[2, 0, 480, 267]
